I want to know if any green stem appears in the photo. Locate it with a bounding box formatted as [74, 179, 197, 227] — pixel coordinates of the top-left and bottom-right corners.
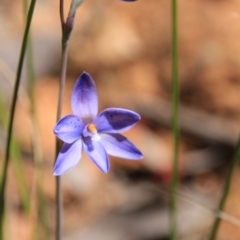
[170, 0, 179, 239]
[55, 42, 69, 240]
[23, 0, 49, 238]
[55, 2, 68, 240]
[0, 0, 37, 238]
[55, 0, 71, 234]
[208, 138, 240, 240]
[55, 1, 77, 238]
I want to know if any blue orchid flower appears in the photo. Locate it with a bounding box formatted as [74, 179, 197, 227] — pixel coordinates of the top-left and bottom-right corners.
[53, 72, 143, 175]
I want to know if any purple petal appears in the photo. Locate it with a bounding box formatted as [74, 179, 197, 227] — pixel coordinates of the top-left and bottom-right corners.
[71, 72, 98, 123]
[53, 139, 82, 176]
[94, 108, 140, 133]
[53, 115, 84, 143]
[100, 133, 143, 160]
[83, 137, 110, 173]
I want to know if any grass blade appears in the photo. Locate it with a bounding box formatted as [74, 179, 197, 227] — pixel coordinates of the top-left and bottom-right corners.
[170, 0, 179, 239]
[0, 0, 37, 238]
[208, 138, 240, 240]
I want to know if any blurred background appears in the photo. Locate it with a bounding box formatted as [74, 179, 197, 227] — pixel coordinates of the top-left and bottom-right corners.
[1, 0, 240, 239]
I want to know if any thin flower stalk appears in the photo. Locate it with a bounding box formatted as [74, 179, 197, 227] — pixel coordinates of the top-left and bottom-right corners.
[0, 0, 37, 238]
[55, 0, 74, 239]
[170, 0, 179, 239]
[55, 42, 68, 240]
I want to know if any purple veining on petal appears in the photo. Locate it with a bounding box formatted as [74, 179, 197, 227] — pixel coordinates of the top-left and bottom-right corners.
[71, 72, 98, 123]
[94, 108, 140, 133]
[100, 133, 143, 160]
[54, 115, 84, 143]
[53, 139, 82, 176]
[83, 137, 110, 173]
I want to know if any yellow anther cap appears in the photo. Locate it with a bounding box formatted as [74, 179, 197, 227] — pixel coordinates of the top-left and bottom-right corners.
[87, 124, 97, 134]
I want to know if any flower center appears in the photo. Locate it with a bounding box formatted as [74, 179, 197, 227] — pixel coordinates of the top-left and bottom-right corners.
[83, 123, 100, 141]
[87, 123, 97, 134]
